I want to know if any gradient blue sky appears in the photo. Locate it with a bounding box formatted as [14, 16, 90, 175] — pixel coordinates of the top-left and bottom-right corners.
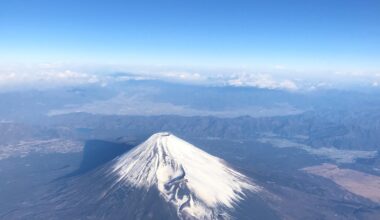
[1, 0, 380, 73]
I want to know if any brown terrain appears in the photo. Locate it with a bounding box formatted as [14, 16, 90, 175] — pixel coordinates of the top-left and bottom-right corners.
[302, 163, 380, 203]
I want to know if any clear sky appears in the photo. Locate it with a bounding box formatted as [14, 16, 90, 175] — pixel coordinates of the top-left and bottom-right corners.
[1, 0, 380, 74]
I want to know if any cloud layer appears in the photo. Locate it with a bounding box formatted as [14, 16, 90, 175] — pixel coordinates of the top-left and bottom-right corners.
[0, 65, 102, 90]
[1, 63, 379, 92]
[226, 73, 298, 90]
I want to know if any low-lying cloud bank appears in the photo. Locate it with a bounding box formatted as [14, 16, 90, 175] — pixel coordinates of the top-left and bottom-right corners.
[227, 73, 298, 90]
[0, 65, 103, 90]
[0, 63, 379, 92]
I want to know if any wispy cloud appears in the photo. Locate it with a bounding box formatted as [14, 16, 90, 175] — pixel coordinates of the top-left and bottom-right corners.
[0, 63, 110, 90]
[1, 63, 379, 91]
[0, 69, 100, 89]
[226, 73, 298, 91]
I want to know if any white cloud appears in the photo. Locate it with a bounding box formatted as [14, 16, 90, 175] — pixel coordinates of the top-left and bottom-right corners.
[0, 65, 103, 91]
[0, 65, 301, 92]
[3, 63, 378, 91]
[160, 71, 205, 82]
[140, 70, 299, 90]
[226, 73, 298, 91]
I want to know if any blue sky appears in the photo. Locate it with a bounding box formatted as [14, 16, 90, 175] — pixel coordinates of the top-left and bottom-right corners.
[1, 0, 380, 74]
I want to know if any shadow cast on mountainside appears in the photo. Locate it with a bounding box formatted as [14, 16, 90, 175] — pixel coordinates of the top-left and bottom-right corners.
[63, 140, 135, 178]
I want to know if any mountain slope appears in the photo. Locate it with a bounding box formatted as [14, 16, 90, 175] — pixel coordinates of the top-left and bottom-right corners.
[111, 132, 259, 219]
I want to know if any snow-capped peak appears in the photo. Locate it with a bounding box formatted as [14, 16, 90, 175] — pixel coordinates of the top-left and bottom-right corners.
[111, 132, 259, 219]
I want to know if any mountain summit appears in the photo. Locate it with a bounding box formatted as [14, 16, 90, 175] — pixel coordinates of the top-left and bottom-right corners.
[111, 132, 259, 219]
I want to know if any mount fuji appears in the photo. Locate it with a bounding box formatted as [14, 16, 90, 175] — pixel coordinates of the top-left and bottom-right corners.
[112, 132, 260, 219]
[7, 133, 279, 220]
